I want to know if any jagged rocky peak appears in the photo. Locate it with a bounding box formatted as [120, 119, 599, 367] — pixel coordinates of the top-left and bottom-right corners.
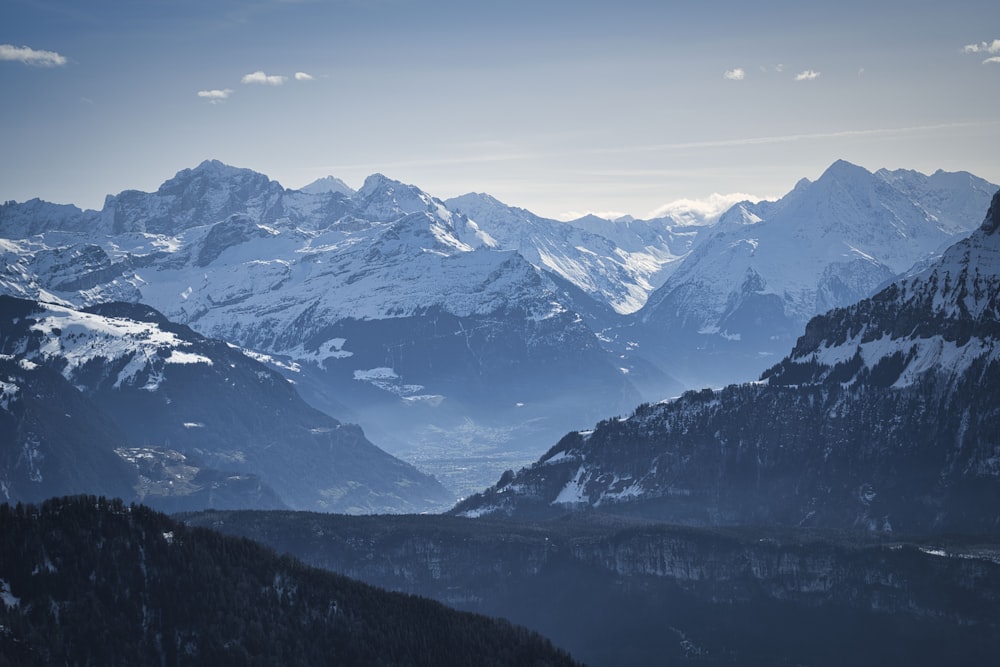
[150, 159, 283, 212]
[819, 158, 872, 182]
[157, 159, 276, 194]
[100, 160, 286, 236]
[356, 173, 440, 218]
[765, 187, 1000, 388]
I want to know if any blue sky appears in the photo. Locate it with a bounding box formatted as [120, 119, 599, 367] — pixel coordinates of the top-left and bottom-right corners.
[2, 0, 999, 220]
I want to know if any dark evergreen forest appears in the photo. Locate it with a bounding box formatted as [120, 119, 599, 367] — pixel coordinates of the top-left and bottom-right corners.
[0, 496, 580, 667]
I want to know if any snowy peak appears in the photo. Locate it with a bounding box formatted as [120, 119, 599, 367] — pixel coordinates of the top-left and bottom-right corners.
[446, 192, 693, 314]
[357, 173, 442, 219]
[817, 158, 873, 185]
[102, 161, 285, 236]
[0, 198, 96, 237]
[454, 195, 1000, 534]
[764, 188, 1000, 389]
[298, 175, 355, 197]
[154, 160, 280, 204]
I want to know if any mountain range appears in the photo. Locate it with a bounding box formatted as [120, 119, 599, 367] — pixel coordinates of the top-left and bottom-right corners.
[0, 296, 451, 513]
[0, 158, 995, 499]
[172, 188, 1000, 665]
[2, 164, 999, 665]
[454, 190, 1000, 535]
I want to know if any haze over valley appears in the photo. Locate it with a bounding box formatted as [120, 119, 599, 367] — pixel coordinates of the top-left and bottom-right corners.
[3, 1, 999, 664]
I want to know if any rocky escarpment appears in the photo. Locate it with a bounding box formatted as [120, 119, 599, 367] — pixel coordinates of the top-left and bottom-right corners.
[183, 510, 1000, 667]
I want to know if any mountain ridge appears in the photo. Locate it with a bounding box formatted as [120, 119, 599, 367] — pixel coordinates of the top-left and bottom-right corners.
[453, 190, 1000, 534]
[0, 295, 453, 513]
[1, 159, 995, 495]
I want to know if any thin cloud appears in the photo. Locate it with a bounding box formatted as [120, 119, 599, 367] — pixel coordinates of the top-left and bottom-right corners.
[723, 68, 745, 81]
[962, 39, 1000, 54]
[0, 43, 68, 67]
[294, 71, 314, 81]
[198, 89, 234, 103]
[794, 69, 820, 81]
[984, 56, 1000, 65]
[583, 120, 1000, 156]
[647, 193, 761, 226]
[242, 70, 287, 85]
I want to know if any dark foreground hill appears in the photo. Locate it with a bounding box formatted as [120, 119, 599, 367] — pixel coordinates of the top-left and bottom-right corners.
[183, 509, 1000, 667]
[0, 496, 579, 667]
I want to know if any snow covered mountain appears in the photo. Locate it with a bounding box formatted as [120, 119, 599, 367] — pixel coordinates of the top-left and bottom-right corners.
[635, 160, 997, 387]
[1, 159, 996, 496]
[0, 161, 645, 495]
[453, 190, 1000, 534]
[298, 175, 355, 196]
[444, 193, 699, 315]
[0, 295, 452, 513]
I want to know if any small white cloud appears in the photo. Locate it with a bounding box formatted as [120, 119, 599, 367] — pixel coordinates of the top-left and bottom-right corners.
[794, 69, 820, 81]
[197, 88, 234, 103]
[984, 56, 1000, 65]
[294, 71, 314, 81]
[647, 193, 761, 226]
[858, 67, 865, 77]
[0, 43, 68, 67]
[962, 39, 1000, 54]
[241, 70, 287, 85]
[723, 68, 745, 81]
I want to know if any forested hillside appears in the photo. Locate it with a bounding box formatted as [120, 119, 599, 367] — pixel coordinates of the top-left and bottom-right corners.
[0, 496, 579, 667]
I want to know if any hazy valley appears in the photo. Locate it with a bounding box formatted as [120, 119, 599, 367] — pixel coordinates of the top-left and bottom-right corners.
[2, 160, 999, 665]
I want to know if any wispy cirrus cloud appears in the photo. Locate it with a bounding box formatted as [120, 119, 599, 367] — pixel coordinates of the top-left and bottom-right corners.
[794, 69, 820, 81]
[241, 70, 287, 85]
[0, 43, 68, 67]
[758, 64, 784, 74]
[294, 71, 314, 81]
[197, 89, 234, 103]
[723, 68, 745, 81]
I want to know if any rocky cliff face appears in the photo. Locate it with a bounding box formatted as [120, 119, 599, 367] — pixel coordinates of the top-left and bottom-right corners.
[184, 509, 1000, 667]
